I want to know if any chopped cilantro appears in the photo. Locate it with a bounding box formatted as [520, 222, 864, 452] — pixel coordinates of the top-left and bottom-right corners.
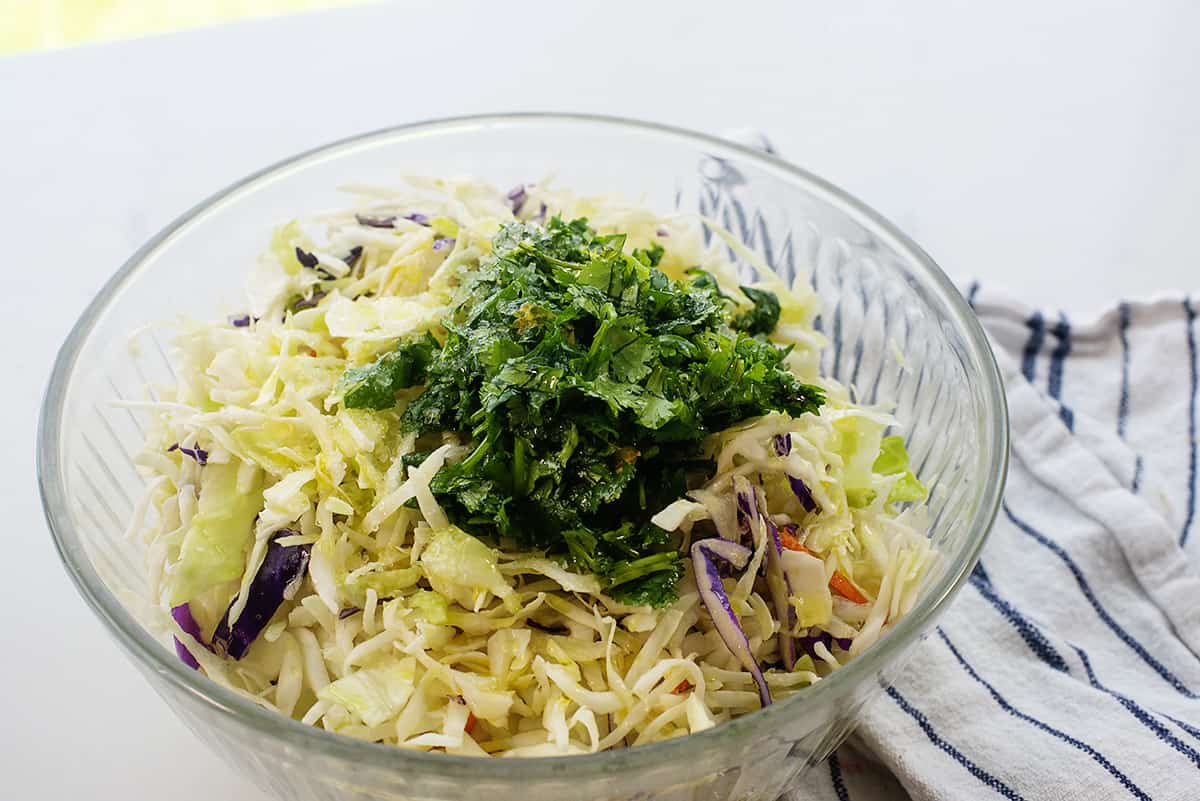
[732, 285, 782, 336]
[340, 333, 439, 410]
[338, 217, 824, 605]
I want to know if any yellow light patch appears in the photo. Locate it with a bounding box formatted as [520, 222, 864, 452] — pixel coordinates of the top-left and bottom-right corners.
[3, 0, 369, 55]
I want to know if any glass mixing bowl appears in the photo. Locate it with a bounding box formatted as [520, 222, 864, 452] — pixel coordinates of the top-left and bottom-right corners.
[38, 113, 1008, 801]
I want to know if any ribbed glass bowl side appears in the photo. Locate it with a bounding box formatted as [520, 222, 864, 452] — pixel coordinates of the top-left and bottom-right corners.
[39, 114, 1006, 801]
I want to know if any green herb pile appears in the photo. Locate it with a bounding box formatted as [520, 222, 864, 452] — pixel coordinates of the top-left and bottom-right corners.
[340, 217, 824, 605]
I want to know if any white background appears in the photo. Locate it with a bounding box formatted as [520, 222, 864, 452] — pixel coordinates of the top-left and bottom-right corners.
[2, 2, 1198, 798]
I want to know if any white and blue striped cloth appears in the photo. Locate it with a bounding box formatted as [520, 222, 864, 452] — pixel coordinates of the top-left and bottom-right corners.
[795, 287, 1200, 801]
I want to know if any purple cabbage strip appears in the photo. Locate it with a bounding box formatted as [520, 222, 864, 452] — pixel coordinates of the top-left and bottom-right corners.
[735, 488, 754, 520]
[230, 314, 253, 328]
[690, 538, 771, 708]
[797, 630, 853, 657]
[356, 213, 397, 228]
[696, 537, 752, 567]
[656, 227, 670, 238]
[735, 487, 754, 540]
[291, 290, 328, 312]
[733, 476, 799, 670]
[344, 245, 363, 268]
[506, 185, 527, 215]
[171, 603, 210, 670]
[167, 443, 208, 466]
[212, 530, 312, 660]
[404, 212, 431, 226]
[294, 247, 319, 269]
[732, 477, 768, 575]
[739, 479, 797, 670]
[535, 202, 548, 222]
[338, 606, 361, 620]
[432, 237, 455, 252]
[774, 433, 818, 513]
[761, 513, 798, 671]
[788, 476, 818, 513]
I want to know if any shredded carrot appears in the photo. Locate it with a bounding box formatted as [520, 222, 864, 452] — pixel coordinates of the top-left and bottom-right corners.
[673, 680, 692, 694]
[465, 712, 478, 734]
[778, 527, 812, 554]
[829, 571, 869, 604]
[780, 527, 870, 603]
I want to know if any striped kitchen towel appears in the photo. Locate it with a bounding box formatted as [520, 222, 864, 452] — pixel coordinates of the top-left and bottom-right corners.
[796, 288, 1200, 801]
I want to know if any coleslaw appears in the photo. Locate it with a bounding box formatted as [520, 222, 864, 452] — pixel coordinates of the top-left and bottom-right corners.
[126, 176, 935, 756]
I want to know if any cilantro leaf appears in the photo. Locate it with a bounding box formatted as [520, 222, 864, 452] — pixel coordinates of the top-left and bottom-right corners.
[589, 316, 655, 383]
[732, 285, 781, 335]
[340, 333, 439, 410]
[608, 554, 685, 607]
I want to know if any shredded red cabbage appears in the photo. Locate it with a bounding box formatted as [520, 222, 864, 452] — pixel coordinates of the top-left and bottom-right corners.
[774, 434, 818, 512]
[167, 443, 208, 465]
[294, 247, 319, 269]
[338, 606, 361, 620]
[733, 477, 798, 670]
[293, 246, 338, 279]
[291, 290, 328, 312]
[171, 603, 209, 670]
[690, 538, 771, 707]
[798, 630, 853, 656]
[432, 237, 454, 252]
[732, 478, 769, 577]
[403, 212, 431, 226]
[761, 514, 798, 670]
[212, 530, 312, 659]
[735, 486, 754, 538]
[230, 314, 253, 328]
[788, 476, 818, 513]
[506, 185, 527, 215]
[696, 537, 752, 567]
[344, 245, 363, 268]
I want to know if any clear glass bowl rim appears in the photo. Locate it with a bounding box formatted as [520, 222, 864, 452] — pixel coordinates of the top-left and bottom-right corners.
[37, 112, 1009, 782]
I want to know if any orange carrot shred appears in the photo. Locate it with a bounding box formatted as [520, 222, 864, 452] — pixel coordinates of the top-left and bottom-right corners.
[778, 528, 812, 554]
[829, 571, 869, 604]
[780, 528, 869, 603]
[465, 712, 478, 734]
[673, 680, 692, 694]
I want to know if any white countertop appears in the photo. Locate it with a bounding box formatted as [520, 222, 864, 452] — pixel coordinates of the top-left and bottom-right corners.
[3, 2, 1198, 798]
